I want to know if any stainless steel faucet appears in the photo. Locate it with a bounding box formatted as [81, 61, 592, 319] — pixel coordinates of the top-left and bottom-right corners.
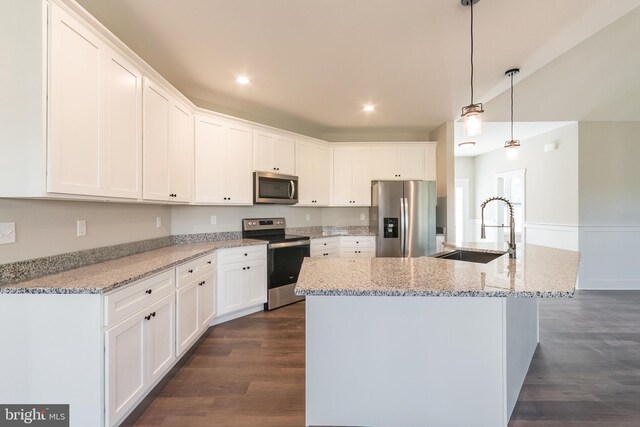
[480, 196, 517, 259]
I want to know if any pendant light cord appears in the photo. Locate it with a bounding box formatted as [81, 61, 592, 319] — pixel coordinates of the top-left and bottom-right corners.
[510, 72, 514, 140]
[470, 0, 474, 104]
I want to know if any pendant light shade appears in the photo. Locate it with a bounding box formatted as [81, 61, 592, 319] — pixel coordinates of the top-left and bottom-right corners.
[504, 68, 520, 158]
[461, 0, 483, 137]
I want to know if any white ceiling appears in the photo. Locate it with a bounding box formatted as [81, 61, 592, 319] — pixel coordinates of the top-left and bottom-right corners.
[75, 0, 640, 140]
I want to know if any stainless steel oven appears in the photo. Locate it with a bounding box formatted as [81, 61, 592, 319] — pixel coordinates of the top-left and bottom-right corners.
[242, 218, 309, 310]
[253, 172, 298, 204]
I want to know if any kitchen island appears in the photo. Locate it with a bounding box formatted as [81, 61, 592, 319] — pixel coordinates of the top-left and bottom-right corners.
[295, 243, 580, 427]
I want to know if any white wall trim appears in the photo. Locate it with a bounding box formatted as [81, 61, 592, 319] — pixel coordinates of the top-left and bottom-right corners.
[578, 225, 640, 290]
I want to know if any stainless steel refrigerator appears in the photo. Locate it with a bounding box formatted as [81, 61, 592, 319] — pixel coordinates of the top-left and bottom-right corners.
[370, 181, 437, 257]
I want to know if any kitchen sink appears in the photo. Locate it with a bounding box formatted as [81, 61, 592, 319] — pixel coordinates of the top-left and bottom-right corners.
[431, 249, 505, 264]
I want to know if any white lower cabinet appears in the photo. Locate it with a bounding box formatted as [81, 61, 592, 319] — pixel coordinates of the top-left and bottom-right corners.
[339, 236, 376, 258]
[105, 293, 175, 426]
[310, 237, 339, 258]
[176, 269, 215, 355]
[216, 245, 267, 317]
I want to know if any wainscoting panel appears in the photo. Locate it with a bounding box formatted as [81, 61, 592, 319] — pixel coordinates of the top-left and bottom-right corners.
[524, 223, 579, 251]
[579, 226, 640, 290]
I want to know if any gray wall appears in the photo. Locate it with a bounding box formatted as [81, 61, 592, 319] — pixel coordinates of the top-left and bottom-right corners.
[579, 122, 640, 225]
[430, 122, 456, 241]
[472, 123, 579, 224]
[0, 199, 369, 263]
[0, 199, 171, 264]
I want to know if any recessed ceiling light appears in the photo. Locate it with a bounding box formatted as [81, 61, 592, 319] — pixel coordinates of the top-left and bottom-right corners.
[363, 104, 375, 112]
[458, 141, 476, 148]
[236, 75, 251, 85]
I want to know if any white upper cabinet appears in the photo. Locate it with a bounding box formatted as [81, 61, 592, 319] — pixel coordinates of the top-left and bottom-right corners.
[371, 146, 424, 181]
[48, 4, 142, 198]
[253, 129, 295, 175]
[332, 147, 372, 206]
[195, 114, 253, 205]
[143, 79, 193, 203]
[424, 143, 437, 181]
[168, 101, 194, 203]
[295, 139, 330, 206]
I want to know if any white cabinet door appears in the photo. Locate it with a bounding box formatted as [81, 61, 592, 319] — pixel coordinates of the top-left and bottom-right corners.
[217, 263, 245, 316]
[295, 142, 314, 205]
[246, 260, 267, 306]
[332, 148, 353, 206]
[101, 52, 142, 198]
[351, 148, 372, 206]
[168, 101, 193, 203]
[371, 147, 397, 180]
[194, 116, 227, 203]
[105, 311, 146, 426]
[397, 146, 424, 180]
[49, 5, 101, 196]
[275, 135, 295, 175]
[225, 123, 253, 204]
[198, 272, 216, 330]
[253, 130, 294, 174]
[146, 294, 175, 384]
[424, 143, 437, 181]
[253, 130, 275, 173]
[142, 80, 170, 202]
[314, 144, 331, 205]
[176, 281, 199, 355]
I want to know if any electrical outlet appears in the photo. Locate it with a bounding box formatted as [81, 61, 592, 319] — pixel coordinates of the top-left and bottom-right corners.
[76, 220, 87, 237]
[360, 213, 366, 221]
[0, 222, 16, 245]
[306, 214, 311, 221]
[156, 216, 162, 228]
[210, 215, 217, 225]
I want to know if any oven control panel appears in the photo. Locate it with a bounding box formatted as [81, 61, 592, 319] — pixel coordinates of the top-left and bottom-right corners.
[243, 218, 286, 231]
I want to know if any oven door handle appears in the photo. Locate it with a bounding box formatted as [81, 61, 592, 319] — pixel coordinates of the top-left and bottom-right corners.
[269, 240, 310, 249]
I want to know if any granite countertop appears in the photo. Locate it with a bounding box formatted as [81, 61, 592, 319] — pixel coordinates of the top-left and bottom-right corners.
[0, 239, 266, 295]
[295, 243, 580, 298]
[303, 230, 377, 239]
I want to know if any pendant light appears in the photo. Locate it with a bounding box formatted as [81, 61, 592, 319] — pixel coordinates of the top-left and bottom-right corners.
[504, 68, 520, 159]
[461, 0, 483, 137]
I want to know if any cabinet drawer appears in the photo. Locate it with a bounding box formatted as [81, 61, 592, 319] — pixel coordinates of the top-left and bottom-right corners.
[339, 236, 375, 249]
[217, 244, 266, 266]
[104, 270, 174, 327]
[340, 248, 376, 258]
[176, 253, 215, 287]
[311, 237, 338, 250]
[311, 248, 339, 258]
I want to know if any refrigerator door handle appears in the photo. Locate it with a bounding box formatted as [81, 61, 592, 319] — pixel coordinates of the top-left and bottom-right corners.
[399, 198, 405, 257]
[403, 197, 409, 257]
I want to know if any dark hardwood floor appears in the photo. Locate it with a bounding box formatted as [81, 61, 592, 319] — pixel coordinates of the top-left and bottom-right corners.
[127, 291, 640, 426]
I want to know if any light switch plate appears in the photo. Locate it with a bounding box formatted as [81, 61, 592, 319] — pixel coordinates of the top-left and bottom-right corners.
[306, 214, 311, 221]
[156, 216, 162, 228]
[76, 220, 87, 237]
[360, 213, 366, 221]
[0, 222, 16, 244]
[210, 215, 217, 225]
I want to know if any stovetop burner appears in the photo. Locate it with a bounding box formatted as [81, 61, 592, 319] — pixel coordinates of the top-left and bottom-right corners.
[241, 218, 310, 244]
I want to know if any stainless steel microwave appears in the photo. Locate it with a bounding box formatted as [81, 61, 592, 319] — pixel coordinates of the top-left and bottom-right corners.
[253, 171, 298, 204]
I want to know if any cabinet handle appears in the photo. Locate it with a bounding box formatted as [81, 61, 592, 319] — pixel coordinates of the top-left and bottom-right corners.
[244, 253, 248, 256]
[247, 266, 251, 270]
[243, 267, 246, 270]
[323, 243, 327, 246]
[145, 315, 151, 321]
[145, 289, 152, 294]
[151, 312, 156, 317]
[188, 269, 194, 273]
[356, 241, 359, 244]
[199, 281, 205, 286]
[207, 261, 212, 264]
